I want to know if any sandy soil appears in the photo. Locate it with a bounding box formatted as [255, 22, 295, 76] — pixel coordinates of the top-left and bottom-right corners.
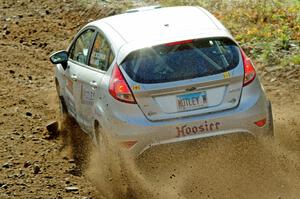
[0, 0, 299, 198]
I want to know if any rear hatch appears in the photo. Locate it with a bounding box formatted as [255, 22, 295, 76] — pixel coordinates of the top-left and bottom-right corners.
[120, 37, 244, 121]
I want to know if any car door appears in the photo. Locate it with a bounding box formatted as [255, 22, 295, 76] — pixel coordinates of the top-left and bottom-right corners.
[76, 31, 115, 133]
[66, 28, 96, 125]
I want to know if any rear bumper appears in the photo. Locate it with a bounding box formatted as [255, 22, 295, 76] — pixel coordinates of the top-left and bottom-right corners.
[101, 81, 273, 156]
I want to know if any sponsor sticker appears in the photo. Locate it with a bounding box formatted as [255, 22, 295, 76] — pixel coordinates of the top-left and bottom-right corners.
[66, 78, 73, 94]
[176, 121, 221, 138]
[223, 71, 231, 79]
[132, 85, 141, 91]
[81, 84, 95, 105]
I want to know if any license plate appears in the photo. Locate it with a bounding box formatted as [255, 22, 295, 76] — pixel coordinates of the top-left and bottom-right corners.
[176, 91, 207, 111]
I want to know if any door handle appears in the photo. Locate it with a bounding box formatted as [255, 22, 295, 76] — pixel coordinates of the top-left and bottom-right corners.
[71, 74, 77, 81]
[89, 81, 98, 89]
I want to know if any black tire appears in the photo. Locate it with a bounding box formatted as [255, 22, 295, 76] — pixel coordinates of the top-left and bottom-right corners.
[55, 79, 68, 115]
[58, 96, 68, 115]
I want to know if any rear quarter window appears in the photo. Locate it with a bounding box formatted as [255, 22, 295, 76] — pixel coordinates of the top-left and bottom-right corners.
[121, 37, 240, 83]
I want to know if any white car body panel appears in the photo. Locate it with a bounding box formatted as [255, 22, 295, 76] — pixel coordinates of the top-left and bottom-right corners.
[52, 6, 273, 156]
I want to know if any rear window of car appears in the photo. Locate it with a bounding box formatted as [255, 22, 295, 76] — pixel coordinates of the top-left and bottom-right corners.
[121, 37, 240, 84]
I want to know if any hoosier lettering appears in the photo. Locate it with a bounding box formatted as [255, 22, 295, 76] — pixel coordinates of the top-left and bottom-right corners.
[176, 121, 221, 138]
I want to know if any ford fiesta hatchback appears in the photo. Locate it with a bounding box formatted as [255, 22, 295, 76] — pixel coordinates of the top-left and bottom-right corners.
[50, 6, 274, 155]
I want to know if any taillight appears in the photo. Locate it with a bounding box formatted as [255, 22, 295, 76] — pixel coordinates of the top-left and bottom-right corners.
[241, 49, 256, 86]
[109, 64, 136, 104]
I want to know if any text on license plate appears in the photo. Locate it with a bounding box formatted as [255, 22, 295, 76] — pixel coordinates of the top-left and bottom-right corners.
[177, 91, 207, 111]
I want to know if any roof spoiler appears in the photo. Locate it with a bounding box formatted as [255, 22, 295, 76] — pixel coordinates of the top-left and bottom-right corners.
[125, 5, 161, 13]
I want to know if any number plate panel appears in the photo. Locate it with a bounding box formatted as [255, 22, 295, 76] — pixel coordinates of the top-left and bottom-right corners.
[176, 91, 207, 111]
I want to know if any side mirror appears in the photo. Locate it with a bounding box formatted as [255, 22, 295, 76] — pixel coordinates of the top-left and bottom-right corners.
[50, 50, 68, 70]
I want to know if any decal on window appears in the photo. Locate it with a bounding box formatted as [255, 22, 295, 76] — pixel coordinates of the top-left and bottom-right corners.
[83, 48, 89, 56]
[95, 52, 106, 60]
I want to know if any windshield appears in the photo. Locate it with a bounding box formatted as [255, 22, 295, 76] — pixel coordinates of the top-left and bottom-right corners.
[121, 37, 240, 84]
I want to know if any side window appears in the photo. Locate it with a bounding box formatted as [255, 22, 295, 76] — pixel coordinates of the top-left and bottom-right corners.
[89, 32, 115, 71]
[69, 29, 95, 64]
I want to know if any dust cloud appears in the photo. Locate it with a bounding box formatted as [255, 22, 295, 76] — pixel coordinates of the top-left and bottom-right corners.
[59, 115, 92, 176]
[59, 115, 182, 198]
[87, 132, 299, 198]
[87, 131, 183, 199]
[136, 134, 299, 199]
[59, 112, 299, 199]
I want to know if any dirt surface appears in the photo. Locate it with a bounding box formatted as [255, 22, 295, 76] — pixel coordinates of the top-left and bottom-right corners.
[0, 0, 299, 198]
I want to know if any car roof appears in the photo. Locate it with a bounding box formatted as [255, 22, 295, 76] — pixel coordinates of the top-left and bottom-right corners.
[102, 6, 220, 42]
[89, 6, 232, 63]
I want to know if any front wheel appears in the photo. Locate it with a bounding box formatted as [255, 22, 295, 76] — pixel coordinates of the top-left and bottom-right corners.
[55, 80, 68, 115]
[58, 96, 68, 115]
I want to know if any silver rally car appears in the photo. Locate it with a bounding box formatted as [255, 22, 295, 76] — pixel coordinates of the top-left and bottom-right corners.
[50, 6, 274, 155]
